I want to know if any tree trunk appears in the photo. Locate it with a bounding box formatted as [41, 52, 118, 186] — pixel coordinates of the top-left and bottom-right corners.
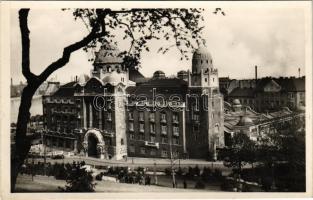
[11, 84, 37, 192]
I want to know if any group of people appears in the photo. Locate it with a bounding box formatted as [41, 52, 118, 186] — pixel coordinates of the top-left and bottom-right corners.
[117, 173, 152, 185]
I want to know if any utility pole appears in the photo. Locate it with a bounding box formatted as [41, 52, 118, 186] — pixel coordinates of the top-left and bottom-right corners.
[169, 139, 176, 188]
[153, 161, 158, 185]
[41, 132, 46, 175]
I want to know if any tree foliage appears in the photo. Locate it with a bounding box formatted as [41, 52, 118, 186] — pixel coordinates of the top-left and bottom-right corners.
[60, 162, 96, 192]
[70, 8, 206, 68]
[220, 132, 256, 173]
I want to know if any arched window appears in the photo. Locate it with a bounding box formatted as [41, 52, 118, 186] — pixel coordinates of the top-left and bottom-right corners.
[214, 123, 219, 133]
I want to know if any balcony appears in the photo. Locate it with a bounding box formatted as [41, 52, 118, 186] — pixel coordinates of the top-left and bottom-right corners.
[149, 118, 155, 123]
[173, 131, 179, 137]
[139, 129, 144, 133]
[160, 119, 167, 124]
[172, 119, 179, 124]
[145, 141, 159, 148]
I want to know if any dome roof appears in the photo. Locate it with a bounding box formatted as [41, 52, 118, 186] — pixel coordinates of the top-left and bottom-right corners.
[237, 116, 254, 126]
[232, 99, 241, 105]
[94, 42, 123, 64]
[177, 70, 188, 75]
[192, 46, 212, 60]
[153, 70, 166, 79]
[192, 46, 213, 74]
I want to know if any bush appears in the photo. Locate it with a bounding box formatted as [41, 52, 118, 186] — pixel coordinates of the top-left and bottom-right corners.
[60, 163, 96, 192]
[194, 165, 200, 176]
[176, 167, 183, 176]
[164, 167, 171, 176]
[194, 179, 205, 189]
[201, 167, 212, 180]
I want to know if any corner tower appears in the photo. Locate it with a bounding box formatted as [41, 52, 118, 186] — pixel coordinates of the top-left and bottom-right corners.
[186, 46, 224, 160]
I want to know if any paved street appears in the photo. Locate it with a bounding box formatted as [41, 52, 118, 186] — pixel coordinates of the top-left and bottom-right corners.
[16, 174, 219, 192]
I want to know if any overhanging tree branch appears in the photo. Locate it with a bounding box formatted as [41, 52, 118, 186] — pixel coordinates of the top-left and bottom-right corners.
[19, 9, 36, 81]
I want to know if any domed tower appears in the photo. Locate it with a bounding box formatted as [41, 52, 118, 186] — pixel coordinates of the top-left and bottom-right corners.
[81, 42, 129, 160]
[91, 42, 130, 87]
[153, 70, 166, 79]
[189, 46, 219, 88]
[186, 45, 224, 161]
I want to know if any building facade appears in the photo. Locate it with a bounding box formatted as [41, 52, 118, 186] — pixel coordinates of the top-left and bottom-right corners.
[42, 43, 225, 160]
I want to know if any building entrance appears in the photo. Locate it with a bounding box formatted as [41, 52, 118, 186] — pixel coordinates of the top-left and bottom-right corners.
[87, 134, 98, 157]
[83, 129, 106, 159]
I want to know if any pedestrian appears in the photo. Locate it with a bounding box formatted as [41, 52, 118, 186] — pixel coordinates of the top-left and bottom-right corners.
[183, 180, 187, 189]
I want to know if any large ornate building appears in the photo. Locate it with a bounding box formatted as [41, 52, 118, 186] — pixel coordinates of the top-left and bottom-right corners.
[42, 43, 225, 160]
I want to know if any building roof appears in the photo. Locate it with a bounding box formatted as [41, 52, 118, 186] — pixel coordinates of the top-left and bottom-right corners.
[129, 68, 146, 83]
[255, 77, 305, 92]
[126, 78, 188, 101]
[236, 116, 254, 126]
[93, 42, 123, 64]
[229, 87, 255, 98]
[52, 81, 77, 97]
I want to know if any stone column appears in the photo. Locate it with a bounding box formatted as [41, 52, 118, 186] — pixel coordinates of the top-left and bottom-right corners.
[99, 109, 103, 130]
[83, 98, 87, 128]
[89, 103, 93, 128]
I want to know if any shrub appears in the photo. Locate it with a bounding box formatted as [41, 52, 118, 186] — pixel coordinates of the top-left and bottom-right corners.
[194, 179, 205, 189]
[164, 167, 171, 176]
[60, 163, 96, 192]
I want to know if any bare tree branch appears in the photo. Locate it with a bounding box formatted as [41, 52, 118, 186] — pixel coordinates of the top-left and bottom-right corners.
[19, 9, 36, 81]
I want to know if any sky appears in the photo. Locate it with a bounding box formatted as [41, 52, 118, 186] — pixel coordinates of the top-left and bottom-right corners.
[10, 2, 309, 84]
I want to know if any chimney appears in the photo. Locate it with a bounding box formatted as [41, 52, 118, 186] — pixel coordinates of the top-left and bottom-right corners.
[255, 65, 258, 82]
[298, 68, 300, 78]
[75, 75, 78, 82]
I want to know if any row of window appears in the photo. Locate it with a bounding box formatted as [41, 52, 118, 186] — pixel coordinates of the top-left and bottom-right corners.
[129, 134, 180, 144]
[129, 122, 179, 135]
[129, 146, 180, 158]
[128, 112, 179, 123]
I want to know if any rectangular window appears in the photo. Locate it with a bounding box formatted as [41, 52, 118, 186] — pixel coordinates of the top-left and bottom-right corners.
[138, 133, 144, 140]
[107, 112, 112, 121]
[128, 112, 134, 120]
[149, 112, 155, 122]
[161, 150, 168, 158]
[140, 147, 146, 154]
[193, 124, 199, 132]
[161, 136, 168, 144]
[173, 137, 179, 145]
[150, 149, 157, 156]
[139, 112, 144, 121]
[161, 125, 167, 134]
[173, 113, 179, 123]
[150, 123, 155, 133]
[129, 145, 135, 153]
[150, 135, 156, 142]
[130, 133, 135, 140]
[173, 151, 179, 158]
[129, 122, 134, 131]
[192, 114, 199, 121]
[161, 113, 167, 122]
[139, 123, 144, 132]
[173, 126, 179, 136]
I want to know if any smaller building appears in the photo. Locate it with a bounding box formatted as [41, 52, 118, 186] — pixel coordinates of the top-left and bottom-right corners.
[223, 99, 304, 145]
